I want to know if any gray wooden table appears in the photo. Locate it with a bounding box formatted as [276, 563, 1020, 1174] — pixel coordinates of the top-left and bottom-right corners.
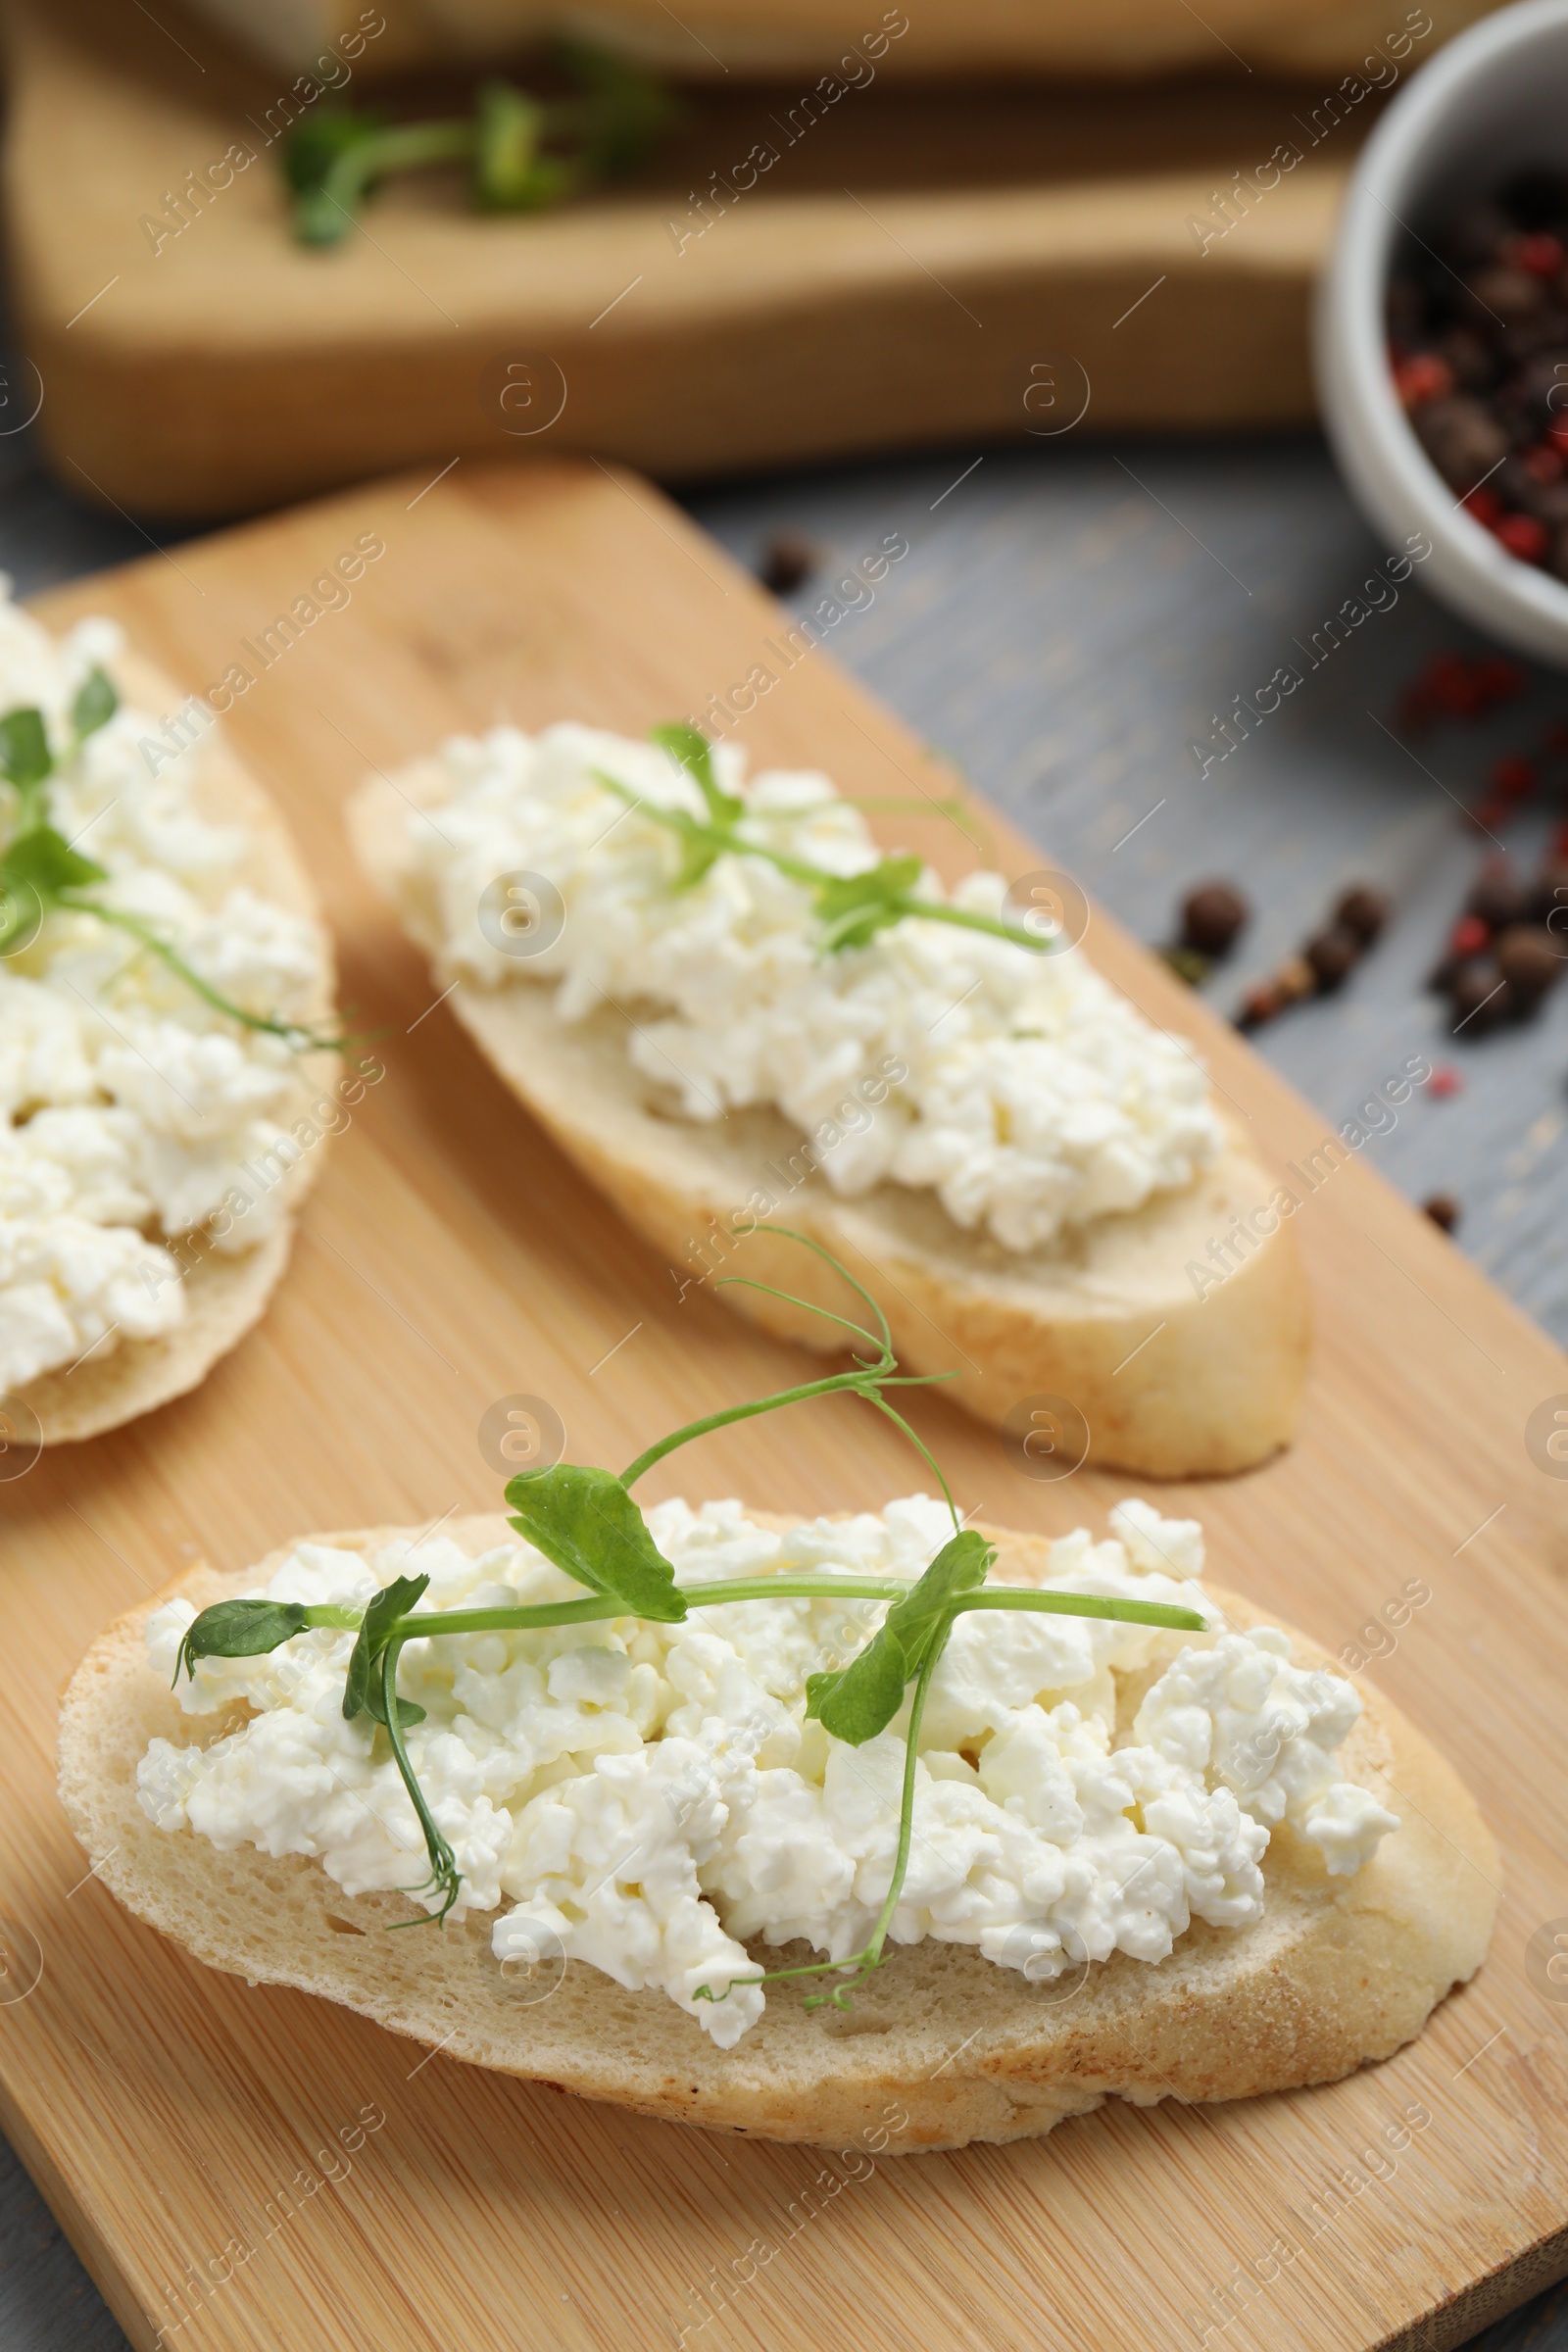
[2, 400, 1564, 2347]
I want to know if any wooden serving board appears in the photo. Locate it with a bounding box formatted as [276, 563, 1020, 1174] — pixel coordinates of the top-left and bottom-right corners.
[2, 459, 1565, 2352]
[4, 0, 1362, 518]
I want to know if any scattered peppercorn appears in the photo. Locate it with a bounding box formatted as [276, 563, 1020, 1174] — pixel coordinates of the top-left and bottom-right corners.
[1236, 983, 1281, 1029]
[1275, 954, 1317, 1004]
[1396, 650, 1528, 731]
[1304, 924, 1362, 992]
[1334, 884, 1391, 944]
[1430, 851, 1568, 1035]
[1233, 881, 1391, 1029]
[1160, 878, 1251, 985]
[1495, 922, 1565, 1008]
[1423, 1192, 1462, 1233]
[1449, 956, 1509, 1033]
[1181, 881, 1250, 957]
[758, 529, 820, 596]
[1467, 858, 1533, 930]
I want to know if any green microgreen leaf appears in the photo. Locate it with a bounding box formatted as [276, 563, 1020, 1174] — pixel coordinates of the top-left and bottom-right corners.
[295, 1236, 1207, 1972]
[283, 109, 473, 246]
[806, 1528, 992, 1744]
[173, 1597, 310, 1687]
[811, 856, 926, 954]
[60, 898, 344, 1050]
[649, 721, 745, 829]
[505, 1464, 686, 1622]
[373, 1690, 427, 1730]
[378, 1638, 459, 1922]
[344, 1572, 431, 1725]
[71, 666, 119, 743]
[0, 708, 51, 792]
[474, 79, 574, 211]
[0, 709, 51, 803]
[280, 48, 675, 246]
[281, 106, 385, 195]
[0, 689, 335, 1045]
[598, 726, 1054, 958]
[2, 827, 108, 896]
[671, 821, 724, 890]
[616, 1227, 950, 1494]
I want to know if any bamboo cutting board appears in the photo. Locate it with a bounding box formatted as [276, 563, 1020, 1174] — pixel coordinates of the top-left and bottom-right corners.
[5, 0, 1362, 517]
[2, 459, 1566, 2352]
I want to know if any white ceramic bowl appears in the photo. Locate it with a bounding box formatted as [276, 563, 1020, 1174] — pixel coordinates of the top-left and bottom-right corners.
[1316, 0, 1568, 666]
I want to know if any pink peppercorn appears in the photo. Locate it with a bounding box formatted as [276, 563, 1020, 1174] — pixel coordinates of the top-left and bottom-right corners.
[1494, 512, 1550, 562]
[1392, 351, 1456, 408]
[1492, 755, 1541, 800]
[1506, 231, 1566, 276]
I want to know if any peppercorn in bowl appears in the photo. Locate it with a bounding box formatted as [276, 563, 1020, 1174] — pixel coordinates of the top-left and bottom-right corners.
[1317, 0, 1568, 665]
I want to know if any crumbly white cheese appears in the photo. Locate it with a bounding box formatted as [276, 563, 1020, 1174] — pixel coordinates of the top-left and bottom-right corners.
[407, 724, 1222, 1251]
[0, 588, 325, 1392]
[139, 1500, 1397, 2048]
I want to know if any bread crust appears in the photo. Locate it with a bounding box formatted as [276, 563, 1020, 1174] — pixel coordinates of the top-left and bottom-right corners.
[4, 651, 336, 1445]
[348, 764, 1309, 1479]
[57, 1512, 1497, 2154]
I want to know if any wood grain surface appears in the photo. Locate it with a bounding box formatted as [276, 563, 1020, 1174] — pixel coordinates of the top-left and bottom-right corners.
[4, 0, 1366, 516]
[169, 0, 1503, 86]
[0, 459, 1564, 2352]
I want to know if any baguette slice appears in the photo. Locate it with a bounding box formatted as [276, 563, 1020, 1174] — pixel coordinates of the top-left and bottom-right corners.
[58, 1511, 1497, 2155]
[5, 651, 336, 1446]
[349, 762, 1308, 1478]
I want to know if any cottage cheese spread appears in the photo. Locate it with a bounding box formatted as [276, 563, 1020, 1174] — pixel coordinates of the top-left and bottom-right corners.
[0, 590, 324, 1393]
[139, 1500, 1397, 2047]
[408, 724, 1223, 1250]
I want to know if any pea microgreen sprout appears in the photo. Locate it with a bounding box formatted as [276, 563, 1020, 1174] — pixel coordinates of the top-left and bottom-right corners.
[0, 682, 343, 1052]
[281, 44, 679, 248]
[592, 723, 1054, 958]
[172, 1233, 1206, 2002]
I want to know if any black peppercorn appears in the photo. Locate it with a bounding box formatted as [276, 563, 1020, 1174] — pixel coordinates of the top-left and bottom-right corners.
[1436, 324, 1499, 393]
[1412, 396, 1510, 491]
[1467, 268, 1547, 327]
[1235, 985, 1282, 1032]
[1449, 956, 1509, 1033]
[758, 529, 820, 596]
[1422, 1193, 1462, 1233]
[1334, 884, 1391, 944]
[1494, 923, 1565, 1008]
[1180, 881, 1250, 957]
[1304, 924, 1363, 992]
[1466, 861, 1532, 930]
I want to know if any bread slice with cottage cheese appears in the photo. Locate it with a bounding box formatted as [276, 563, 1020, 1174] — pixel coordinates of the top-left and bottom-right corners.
[57, 1511, 1496, 2154]
[348, 760, 1307, 1480]
[5, 651, 336, 1446]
